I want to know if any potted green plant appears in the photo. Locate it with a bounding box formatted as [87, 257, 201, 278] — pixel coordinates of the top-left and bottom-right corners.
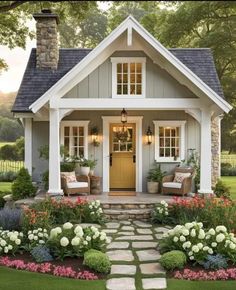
[147, 163, 165, 193]
[88, 159, 97, 176]
[74, 157, 97, 176]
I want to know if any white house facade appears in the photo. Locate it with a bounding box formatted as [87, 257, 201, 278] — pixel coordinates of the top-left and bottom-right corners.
[12, 10, 232, 196]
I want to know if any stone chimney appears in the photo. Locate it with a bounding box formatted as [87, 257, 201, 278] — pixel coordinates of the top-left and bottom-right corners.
[33, 9, 59, 70]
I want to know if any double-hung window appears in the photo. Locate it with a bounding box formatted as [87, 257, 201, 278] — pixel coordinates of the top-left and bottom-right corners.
[111, 57, 146, 98]
[60, 121, 89, 158]
[153, 121, 186, 162]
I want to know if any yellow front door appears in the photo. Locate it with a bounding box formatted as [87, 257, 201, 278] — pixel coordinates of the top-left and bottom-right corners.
[109, 123, 136, 190]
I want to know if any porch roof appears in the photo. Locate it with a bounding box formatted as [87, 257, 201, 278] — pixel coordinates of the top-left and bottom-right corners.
[13, 48, 224, 113]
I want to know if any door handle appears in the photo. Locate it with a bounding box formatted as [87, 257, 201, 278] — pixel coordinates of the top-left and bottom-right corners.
[133, 154, 136, 163]
[110, 153, 112, 166]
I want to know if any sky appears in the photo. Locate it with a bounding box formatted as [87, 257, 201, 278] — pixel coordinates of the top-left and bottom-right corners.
[0, 1, 110, 93]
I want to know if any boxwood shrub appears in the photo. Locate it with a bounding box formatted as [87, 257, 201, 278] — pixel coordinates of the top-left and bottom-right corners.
[83, 249, 111, 274]
[160, 250, 187, 271]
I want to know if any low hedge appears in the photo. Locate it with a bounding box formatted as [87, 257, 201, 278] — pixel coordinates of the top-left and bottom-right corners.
[83, 249, 111, 274]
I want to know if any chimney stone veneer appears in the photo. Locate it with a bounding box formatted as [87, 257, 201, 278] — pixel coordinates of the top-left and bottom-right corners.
[33, 9, 59, 70]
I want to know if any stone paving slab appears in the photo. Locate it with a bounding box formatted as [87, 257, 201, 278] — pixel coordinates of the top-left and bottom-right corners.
[116, 235, 153, 241]
[121, 226, 135, 231]
[137, 228, 152, 234]
[139, 263, 166, 275]
[117, 231, 135, 236]
[111, 265, 136, 275]
[105, 222, 120, 229]
[106, 278, 136, 290]
[136, 249, 161, 261]
[103, 229, 118, 234]
[154, 227, 169, 234]
[142, 278, 167, 289]
[107, 250, 134, 261]
[132, 241, 158, 249]
[107, 241, 129, 249]
[133, 221, 152, 228]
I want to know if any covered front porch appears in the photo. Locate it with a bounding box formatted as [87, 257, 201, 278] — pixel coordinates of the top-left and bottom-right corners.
[25, 104, 218, 196]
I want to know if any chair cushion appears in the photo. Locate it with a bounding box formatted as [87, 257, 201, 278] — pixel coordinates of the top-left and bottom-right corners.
[163, 182, 182, 189]
[173, 172, 191, 183]
[61, 171, 77, 183]
[67, 182, 88, 189]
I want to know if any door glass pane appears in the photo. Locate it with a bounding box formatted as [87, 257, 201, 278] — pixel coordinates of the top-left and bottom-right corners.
[120, 144, 126, 151]
[127, 143, 133, 152]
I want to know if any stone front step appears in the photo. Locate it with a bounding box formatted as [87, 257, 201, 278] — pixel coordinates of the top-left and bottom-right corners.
[103, 208, 152, 221]
[102, 203, 156, 210]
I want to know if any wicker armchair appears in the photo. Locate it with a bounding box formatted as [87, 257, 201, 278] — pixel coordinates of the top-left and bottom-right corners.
[162, 167, 194, 196]
[61, 174, 90, 196]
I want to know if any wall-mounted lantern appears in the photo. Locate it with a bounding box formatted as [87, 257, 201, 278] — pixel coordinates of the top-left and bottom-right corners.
[91, 127, 100, 147]
[146, 126, 153, 145]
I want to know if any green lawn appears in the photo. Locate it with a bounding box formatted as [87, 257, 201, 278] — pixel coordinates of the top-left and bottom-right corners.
[167, 278, 236, 290]
[221, 176, 236, 200]
[0, 267, 106, 290]
[0, 267, 236, 290]
[0, 182, 12, 192]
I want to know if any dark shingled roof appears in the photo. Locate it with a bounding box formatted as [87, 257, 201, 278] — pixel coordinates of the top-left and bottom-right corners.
[12, 48, 224, 112]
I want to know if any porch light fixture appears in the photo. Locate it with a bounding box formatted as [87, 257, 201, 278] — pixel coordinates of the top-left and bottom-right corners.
[146, 126, 153, 145]
[91, 127, 100, 147]
[121, 108, 128, 124]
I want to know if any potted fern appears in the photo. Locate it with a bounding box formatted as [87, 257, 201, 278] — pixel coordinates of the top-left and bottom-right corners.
[147, 163, 165, 194]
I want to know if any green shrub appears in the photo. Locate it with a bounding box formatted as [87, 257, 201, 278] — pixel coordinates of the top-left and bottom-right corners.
[42, 170, 49, 190]
[160, 250, 187, 271]
[11, 168, 36, 200]
[0, 144, 18, 160]
[83, 249, 111, 274]
[214, 179, 231, 199]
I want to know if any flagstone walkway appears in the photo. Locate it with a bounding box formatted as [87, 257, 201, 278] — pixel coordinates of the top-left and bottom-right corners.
[104, 220, 169, 290]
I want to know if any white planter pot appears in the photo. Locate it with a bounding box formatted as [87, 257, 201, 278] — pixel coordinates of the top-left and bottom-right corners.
[80, 166, 90, 176]
[147, 181, 159, 194]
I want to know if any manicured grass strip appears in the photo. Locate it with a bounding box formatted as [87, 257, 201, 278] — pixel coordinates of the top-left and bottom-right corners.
[167, 278, 236, 290]
[0, 182, 12, 192]
[221, 176, 236, 200]
[0, 266, 106, 290]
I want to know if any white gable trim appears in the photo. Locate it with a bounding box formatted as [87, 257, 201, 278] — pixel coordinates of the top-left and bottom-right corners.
[29, 16, 232, 114]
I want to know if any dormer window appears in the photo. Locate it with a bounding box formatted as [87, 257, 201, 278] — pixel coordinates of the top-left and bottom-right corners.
[111, 57, 146, 98]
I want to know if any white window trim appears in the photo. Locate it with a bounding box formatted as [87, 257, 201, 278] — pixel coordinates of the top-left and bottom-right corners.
[60, 121, 90, 158]
[153, 120, 186, 163]
[111, 57, 146, 99]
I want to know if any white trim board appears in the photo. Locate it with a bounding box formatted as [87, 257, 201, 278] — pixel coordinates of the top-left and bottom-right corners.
[102, 116, 143, 192]
[29, 16, 232, 114]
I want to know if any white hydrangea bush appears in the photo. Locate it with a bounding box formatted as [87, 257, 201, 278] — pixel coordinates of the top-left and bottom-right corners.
[161, 222, 236, 263]
[85, 200, 104, 222]
[151, 200, 169, 224]
[27, 228, 49, 250]
[0, 229, 23, 255]
[49, 222, 110, 260]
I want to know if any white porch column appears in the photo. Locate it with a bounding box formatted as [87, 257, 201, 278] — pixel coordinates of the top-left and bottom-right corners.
[199, 108, 213, 195]
[24, 118, 32, 175]
[48, 108, 63, 196]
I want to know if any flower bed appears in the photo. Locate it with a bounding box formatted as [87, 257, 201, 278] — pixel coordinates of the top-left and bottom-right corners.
[152, 197, 236, 232]
[23, 197, 105, 231]
[0, 255, 99, 280]
[174, 267, 236, 281]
